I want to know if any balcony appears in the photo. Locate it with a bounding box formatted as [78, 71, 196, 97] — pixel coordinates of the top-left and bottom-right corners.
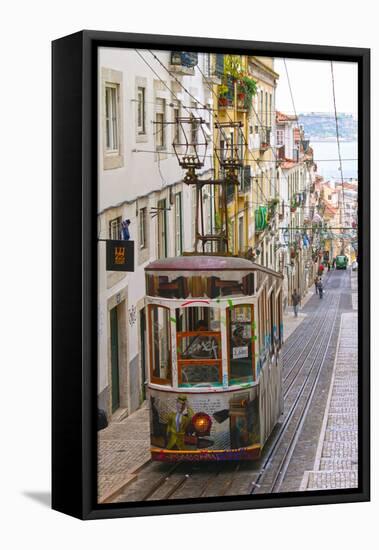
[255, 206, 268, 233]
[236, 91, 249, 112]
[170, 51, 198, 75]
[239, 165, 252, 194]
[218, 76, 234, 110]
[259, 128, 271, 153]
[203, 53, 224, 85]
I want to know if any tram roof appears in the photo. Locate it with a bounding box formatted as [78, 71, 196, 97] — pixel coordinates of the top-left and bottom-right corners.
[145, 255, 283, 278]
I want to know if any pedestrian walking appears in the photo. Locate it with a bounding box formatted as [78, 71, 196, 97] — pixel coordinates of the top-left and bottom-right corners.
[318, 280, 324, 299]
[314, 276, 319, 294]
[291, 289, 301, 317]
[318, 263, 324, 277]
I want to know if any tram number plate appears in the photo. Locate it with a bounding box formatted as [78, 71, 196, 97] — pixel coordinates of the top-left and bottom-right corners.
[232, 346, 249, 359]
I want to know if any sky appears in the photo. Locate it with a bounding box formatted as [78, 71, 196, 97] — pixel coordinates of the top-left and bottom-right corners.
[274, 58, 358, 117]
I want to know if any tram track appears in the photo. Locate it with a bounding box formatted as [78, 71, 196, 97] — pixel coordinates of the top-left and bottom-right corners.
[282, 270, 334, 371]
[249, 272, 346, 495]
[282, 295, 338, 396]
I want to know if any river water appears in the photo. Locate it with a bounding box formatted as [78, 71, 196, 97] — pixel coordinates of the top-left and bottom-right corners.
[311, 141, 358, 181]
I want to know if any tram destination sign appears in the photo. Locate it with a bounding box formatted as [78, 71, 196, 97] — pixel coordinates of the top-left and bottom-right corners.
[106, 240, 135, 272]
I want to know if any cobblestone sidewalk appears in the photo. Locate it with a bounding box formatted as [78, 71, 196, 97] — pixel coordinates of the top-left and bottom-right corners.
[300, 309, 358, 490]
[283, 288, 314, 340]
[97, 403, 150, 502]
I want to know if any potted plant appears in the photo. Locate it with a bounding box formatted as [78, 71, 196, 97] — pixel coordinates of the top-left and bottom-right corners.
[218, 83, 229, 107]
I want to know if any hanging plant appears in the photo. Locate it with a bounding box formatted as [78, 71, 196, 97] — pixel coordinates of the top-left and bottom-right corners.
[240, 76, 257, 104]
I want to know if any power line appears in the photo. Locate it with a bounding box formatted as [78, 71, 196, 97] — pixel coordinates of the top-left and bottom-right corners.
[330, 61, 346, 219]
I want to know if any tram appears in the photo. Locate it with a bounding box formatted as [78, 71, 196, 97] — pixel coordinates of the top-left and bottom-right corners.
[335, 255, 348, 270]
[145, 255, 284, 462]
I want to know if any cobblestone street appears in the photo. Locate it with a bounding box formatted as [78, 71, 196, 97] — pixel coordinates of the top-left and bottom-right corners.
[98, 404, 150, 502]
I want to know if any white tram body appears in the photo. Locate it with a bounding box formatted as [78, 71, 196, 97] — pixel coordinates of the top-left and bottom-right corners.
[145, 255, 284, 462]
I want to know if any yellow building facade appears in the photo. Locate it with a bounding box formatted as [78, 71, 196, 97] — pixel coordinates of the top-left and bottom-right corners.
[213, 55, 279, 268]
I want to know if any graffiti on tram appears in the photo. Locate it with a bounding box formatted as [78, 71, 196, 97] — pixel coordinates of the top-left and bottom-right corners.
[149, 388, 260, 452]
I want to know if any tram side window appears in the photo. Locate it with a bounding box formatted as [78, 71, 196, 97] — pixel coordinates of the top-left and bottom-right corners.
[269, 292, 275, 354]
[258, 293, 265, 356]
[228, 305, 255, 385]
[149, 305, 171, 384]
[277, 292, 283, 347]
[176, 307, 222, 388]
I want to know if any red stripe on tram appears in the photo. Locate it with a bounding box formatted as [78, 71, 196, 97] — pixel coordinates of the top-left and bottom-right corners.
[181, 299, 210, 307]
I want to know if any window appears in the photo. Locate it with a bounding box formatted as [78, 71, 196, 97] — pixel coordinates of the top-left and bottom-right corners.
[157, 198, 167, 258]
[173, 106, 180, 144]
[238, 216, 244, 253]
[268, 291, 275, 354]
[269, 93, 272, 129]
[192, 187, 197, 248]
[258, 290, 267, 357]
[155, 98, 166, 150]
[190, 107, 198, 144]
[175, 193, 183, 256]
[277, 129, 284, 146]
[102, 69, 123, 169]
[137, 87, 146, 134]
[230, 220, 235, 254]
[227, 305, 255, 384]
[149, 305, 171, 384]
[139, 207, 147, 249]
[109, 216, 121, 239]
[105, 84, 119, 152]
[176, 307, 222, 387]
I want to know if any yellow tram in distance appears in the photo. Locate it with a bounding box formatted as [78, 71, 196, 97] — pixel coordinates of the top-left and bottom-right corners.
[145, 255, 284, 462]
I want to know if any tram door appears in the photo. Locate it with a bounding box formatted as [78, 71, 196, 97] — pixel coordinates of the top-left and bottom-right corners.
[140, 309, 147, 401]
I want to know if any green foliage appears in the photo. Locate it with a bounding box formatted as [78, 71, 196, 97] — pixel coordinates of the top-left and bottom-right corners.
[223, 55, 243, 79]
[218, 83, 229, 96]
[240, 76, 257, 97]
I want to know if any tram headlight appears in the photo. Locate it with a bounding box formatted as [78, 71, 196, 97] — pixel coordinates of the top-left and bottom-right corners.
[191, 412, 212, 436]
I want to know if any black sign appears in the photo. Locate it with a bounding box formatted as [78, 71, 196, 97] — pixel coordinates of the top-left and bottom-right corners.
[106, 240, 135, 272]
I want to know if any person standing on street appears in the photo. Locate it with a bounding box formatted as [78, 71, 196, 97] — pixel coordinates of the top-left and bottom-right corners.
[318, 279, 324, 299]
[291, 289, 301, 317]
[121, 219, 131, 240]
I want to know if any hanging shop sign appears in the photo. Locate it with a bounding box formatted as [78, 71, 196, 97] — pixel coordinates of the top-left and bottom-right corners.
[106, 240, 135, 272]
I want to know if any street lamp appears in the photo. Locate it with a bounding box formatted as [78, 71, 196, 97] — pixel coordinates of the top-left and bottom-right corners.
[172, 116, 208, 185]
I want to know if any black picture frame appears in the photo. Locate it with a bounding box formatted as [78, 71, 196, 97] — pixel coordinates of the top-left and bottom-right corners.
[52, 30, 370, 520]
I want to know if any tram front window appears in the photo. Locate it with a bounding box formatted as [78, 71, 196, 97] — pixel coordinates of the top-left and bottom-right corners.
[149, 305, 171, 384]
[176, 308, 222, 387]
[228, 305, 255, 385]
